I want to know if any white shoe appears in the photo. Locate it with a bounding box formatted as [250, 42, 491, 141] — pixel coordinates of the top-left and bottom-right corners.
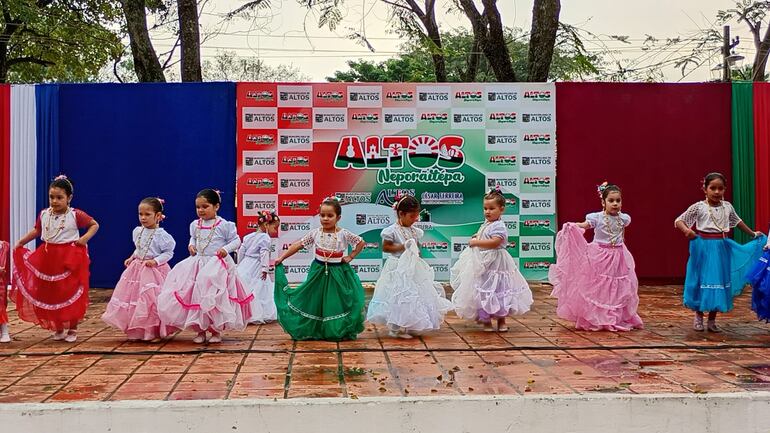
[193, 332, 206, 344]
[0, 324, 9, 343]
[208, 333, 222, 343]
[52, 330, 67, 341]
[64, 332, 77, 343]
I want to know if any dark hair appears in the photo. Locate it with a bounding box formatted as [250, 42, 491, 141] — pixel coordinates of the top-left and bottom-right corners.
[49, 176, 74, 197]
[320, 197, 342, 216]
[703, 172, 726, 188]
[196, 188, 221, 206]
[140, 197, 164, 213]
[394, 195, 420, 215]
[257, 210, 280, 226]
[484, 190, 506, 208]
[600, 184, 621, 200]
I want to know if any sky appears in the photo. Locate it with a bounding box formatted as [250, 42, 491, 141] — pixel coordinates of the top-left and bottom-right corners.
[150, 0, 756, 82]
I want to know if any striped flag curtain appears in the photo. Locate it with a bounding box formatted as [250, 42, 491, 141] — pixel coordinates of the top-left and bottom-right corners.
[754, 83, 770, 233]
[731, 81, 756, 243]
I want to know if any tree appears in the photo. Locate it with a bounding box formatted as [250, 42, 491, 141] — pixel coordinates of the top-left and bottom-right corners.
[119, 0, 166, 82]
[456, 0, 517, 81]
[328, 28, 602, 82]
[381, 0, 447, 81]
[202, 50, 309, 82]
[527, 0, 560, 81]
[177, 0, 202, 81]
[719, 1, 770, 81]
[0, 0, 122, 83]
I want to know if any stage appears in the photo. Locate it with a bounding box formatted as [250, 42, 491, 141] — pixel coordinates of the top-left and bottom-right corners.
[2, 284, 770, 403]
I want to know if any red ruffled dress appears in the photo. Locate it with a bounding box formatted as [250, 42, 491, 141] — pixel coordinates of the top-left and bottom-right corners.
[12, 208, 93, 331]
[0, 241, 9, 324]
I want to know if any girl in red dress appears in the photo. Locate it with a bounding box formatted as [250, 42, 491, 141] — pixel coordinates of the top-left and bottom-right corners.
[12, 175, 99, 342]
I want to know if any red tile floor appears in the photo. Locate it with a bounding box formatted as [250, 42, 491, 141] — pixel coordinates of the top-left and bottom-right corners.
[2, 284, 770, 402]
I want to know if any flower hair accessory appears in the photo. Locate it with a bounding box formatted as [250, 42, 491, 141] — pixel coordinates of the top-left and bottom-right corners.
[213, 189, 222, 200]
[323, 195, 341, 203]
[257, 210, 278, 224]
[53, 174, 73, 191]
[597, 181, 609, 198]
[487, 184, 502, 195]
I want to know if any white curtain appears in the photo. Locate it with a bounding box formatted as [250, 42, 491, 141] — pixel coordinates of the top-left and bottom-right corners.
[10, 85, 36, 249]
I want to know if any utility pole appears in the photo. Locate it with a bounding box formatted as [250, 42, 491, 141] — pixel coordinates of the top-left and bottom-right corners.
[723, 25, 731, 82]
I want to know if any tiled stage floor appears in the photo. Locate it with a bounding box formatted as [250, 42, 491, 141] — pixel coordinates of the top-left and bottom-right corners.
[3, 284, 770, 402]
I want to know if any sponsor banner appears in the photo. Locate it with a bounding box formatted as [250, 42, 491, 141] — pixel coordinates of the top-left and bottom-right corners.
[520, 257, 556, 281]
[278, 172, 313, 195]
[278, 130, 313, 151]
[350, 259, 383, 280]
[519, 236, 554, 258]
[277, 85, 313, 107]
[242, 194, 278, 216]
[348, 85, 383, 108]
[424, 258, 451, 280]
[243, 107, 277, 129]
[236, 82, 556, 282]
[282, 263, 312, 276]
[243, 151, 277, 173]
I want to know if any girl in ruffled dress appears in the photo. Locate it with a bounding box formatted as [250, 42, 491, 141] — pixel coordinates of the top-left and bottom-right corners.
[157, 189, 253, 343]
[675, 172, 765, 332]
[102, 197, 176, 341]
[12, 175, 99, 342]
[549, 182, 643, 331]
[451, 188, 532, 332]
[367, 194, 453, 338]
[273, 197, 365, 341]
[237, 210, 279, 324]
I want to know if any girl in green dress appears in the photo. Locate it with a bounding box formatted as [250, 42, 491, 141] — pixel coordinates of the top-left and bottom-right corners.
[273, 197, 365, 341]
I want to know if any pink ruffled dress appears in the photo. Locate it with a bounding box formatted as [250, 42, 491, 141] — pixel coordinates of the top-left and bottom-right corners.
[549, 212, 643, 331]
[102, 227, 176, 340]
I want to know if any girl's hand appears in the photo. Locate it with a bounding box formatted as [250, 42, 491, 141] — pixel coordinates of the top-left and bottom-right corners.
[144, 259, 158, 268]
[685, 229, 697, 240]
[216, 248, 228, 258]
[764, 245, 769, 251]
[342, 255, 353, 263]
[14, 241, 24, 249]
[261, 271, 268, 280]
[469, 239, 477, 247]
[753, 231, 764, 239]
[124, 257, 134, 267]
[188, 245, 197, 256]
[274, 258, 283, 266]
[75, 237, 88, 246]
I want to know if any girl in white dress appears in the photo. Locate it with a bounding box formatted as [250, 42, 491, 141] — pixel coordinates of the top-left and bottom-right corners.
[237, 210, 279, 324]
[367, 194, 453, 339]
[158, 189, 253, 343]
[451, 188, 532, 332]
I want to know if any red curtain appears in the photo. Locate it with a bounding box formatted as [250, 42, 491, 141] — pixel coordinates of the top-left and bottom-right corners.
[555, 83, 732, 280]
[754, 83, 770, 232]
[0, 85, 9, 242]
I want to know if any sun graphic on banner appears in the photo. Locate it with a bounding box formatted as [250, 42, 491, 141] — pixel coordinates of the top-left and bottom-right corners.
[409, 135, 438, 155]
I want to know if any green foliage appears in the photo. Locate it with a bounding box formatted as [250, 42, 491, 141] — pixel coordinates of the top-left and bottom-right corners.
[327, 28, 603, 82]
[1, 0, 123, 83]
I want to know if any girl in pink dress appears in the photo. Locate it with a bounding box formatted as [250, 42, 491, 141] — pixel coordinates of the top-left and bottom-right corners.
[548, 182, 643, 331]
[102, 198, 176, 341]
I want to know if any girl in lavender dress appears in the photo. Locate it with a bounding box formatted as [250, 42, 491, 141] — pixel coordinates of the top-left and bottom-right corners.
[549, 182, 643, 331]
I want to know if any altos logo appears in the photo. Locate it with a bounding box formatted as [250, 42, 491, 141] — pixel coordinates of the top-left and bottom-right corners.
[506, 241, 517, 250]
[280, 91, 310, 102]
[356, 214, 391, 225]
[488, 178, 517, 188]
[351, 113, 379, 123]
[421, 241, 448, 251]
[375, 189, 415, 206]
[363, 242, 380, 250]
[420, 112, 448, 123]
[522, 113, 552, 123]
[489, 155, 517, 166]
[281, 112, 309, 124]
[504, 220, 518, 231]
[335, 135, 466, 187]
[521, 242, 552, 252]
[315, 113, 346, 123]
[352, 264, 381, 273]
[246, 178, 275, 188]
[246, 90, 274, 101]
[522, 199, 552, 209]
[429, 263, 449, 273]
[522, 156, 552, 166]
[245, 113, 275, 123]
[386, 91, 414, 102]
[453, 113, 484, 123]
[384, 113, 415, 123]
[455, 91, 482, 102]
[280, 135, 311, 146]
[280, 222, 312, 232]
[350, 92, 380, 102]
[280, 178, 311, 189]
[245, 200, 275, 211]
[245, 156, 276, 167]
[523, 90, 552, 101]
[282, 200, 310, 210]
[281, 156, 310, 167]
[336, 192, 372, 204]
[419, 92, 449, 102]
[284, 265, 311, 275]
[523, 176, 552, 187]
[487, 134, 518, 145]
[524, 219, 552, 228]
[317, 91, 344, 101]
[525, 261, 552, 270]
[246, 134, 275, 145]
[489, 112, 517, 123]
[523, 134, 553, 145]
[488, 91, 517, 101]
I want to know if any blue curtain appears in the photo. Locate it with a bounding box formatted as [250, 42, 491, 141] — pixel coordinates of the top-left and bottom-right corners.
[57, 83, 237, 287]
[35, 84, 60, 212]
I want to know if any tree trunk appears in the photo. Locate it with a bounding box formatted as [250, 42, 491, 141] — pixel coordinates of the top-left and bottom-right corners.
[753, 23, 770, 82]
[120, 0, 165, 82]
[177, 0, 202, 82]
[480, 0, 515, 81]
[421, 0, 446, 82]
[461, 32, 482, 81]
[527, 0, 560, 82]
